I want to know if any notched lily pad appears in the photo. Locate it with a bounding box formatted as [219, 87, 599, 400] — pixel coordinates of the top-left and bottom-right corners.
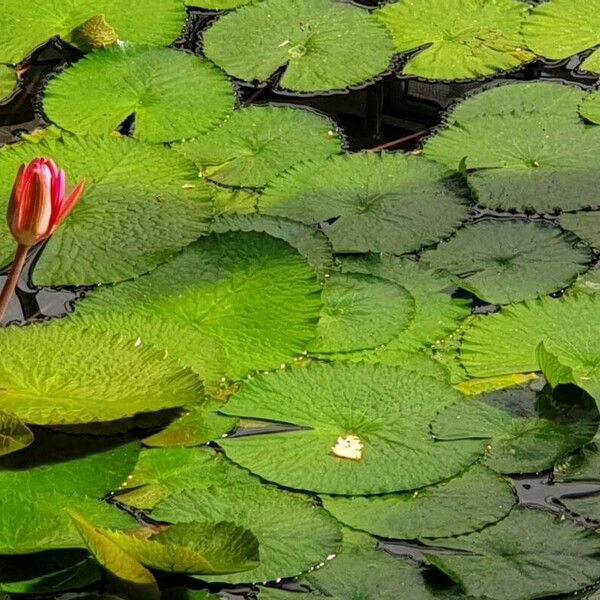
[202, 0, 395, 92]
[560, 211, 600, 248]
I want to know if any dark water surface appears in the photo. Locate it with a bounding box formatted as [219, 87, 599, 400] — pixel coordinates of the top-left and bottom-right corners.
[2, 6, 600, 599]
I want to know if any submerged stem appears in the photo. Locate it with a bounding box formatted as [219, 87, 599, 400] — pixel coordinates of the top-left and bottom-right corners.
[0, 244, 29, 323]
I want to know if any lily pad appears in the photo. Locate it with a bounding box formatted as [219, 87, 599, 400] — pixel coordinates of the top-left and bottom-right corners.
[0, 0, 187, 65]
[260, 152, 470, 254]
[154, 483, 342, 584]
[560, 211, 600, 249]
[218, 362, 483, 494]
[421, 220, 590, 304]
[69, 232, 322, 390]
[322, 465, 514, 539]
[0, 134, 212, 286]
[189, 0, 257, 8]
[0, 323, 202, 425]
[0, 412, 33, 456]
[310, 272, 415, 354]
[177, 105, 341, 187]
[461, 294, 600, 379]
[0, 65, 17, 101]
[44, 44, 234, 143]
[555, 436, 600, 482]
[425, 507, 600, 600]
[523, 0, 600, 72]
[202, 0, 395, 92]
[431, 388, 598, 474]
[561, 493, 600, 521]
[376, 0, 533, 80]
[423, 82, 600, 212]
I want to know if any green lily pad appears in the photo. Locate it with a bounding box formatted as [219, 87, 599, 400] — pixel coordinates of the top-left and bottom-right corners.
[425, 507, 600, 600]
[0, 412, 33, 456]
[423, 82, 600, 212]
[421, 220, 590, 305]
[431, 387, 598, 474]
[69, 232, 322, 390]
[376, 0, 533, 80]
[44, 44, 234, 143]
[0, 65, 17, 100]
[153, 482, 341, 584]
[310, 272, 415, 354]
[572, 268, 600, 295]
[560, 212, 600, 248]
[189, 0, 256, 8]
[323, 465, 514, 540]
[338, 255, 471, 360]
[0, 323, 202, 425]
[561, 493, 600, 521]
[580, 90, 600, 125]
[202, 0, 395, 92]
[209, 184, 259, 216]
[118, 447, 253, 509]
[0, 0, 187, 64]
[218, 362, 483, 494]
[0, 134, 212, 286]
[101, 522, 259, 574]
[523, 0, 600, 71]
[260, 152, 470, 254]
[211, 213, 333, 276]
[0, 551, 101, 594]
[177, 105, 341, 187]
[555, 435, 600, 482]
[461, 294, 600, 379]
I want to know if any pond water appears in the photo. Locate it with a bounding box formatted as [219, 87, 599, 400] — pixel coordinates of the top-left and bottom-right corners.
[2, 4, 600, 600]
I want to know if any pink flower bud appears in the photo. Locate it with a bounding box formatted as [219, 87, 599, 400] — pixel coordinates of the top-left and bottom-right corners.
[7, 157, 85, 247]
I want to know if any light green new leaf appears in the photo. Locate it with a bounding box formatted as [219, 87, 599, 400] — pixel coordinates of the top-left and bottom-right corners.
[323, 465, 514, 539]
[218, 362, 483, 494]
[154, 483, 342, 584]
[177, 105, 341, 187]
[69, 232, 322, 391]
[422, 220, 590, 304]
[44, 44, 234, 143]
[376, 0, 533, 80]
[0, 134, 212, 285]
[203, 0, 395, 92]
[0, 411, 33, 456]
[260, 152, 470, 254]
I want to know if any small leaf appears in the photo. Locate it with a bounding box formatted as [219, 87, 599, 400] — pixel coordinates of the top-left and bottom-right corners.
[0, 411, 33, 456]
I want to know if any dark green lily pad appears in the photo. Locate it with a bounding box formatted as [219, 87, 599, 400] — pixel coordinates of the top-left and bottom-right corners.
[561, 493, 600, 521]
[555, 435, 600, 482]
[310, 272, 415, 354]
[177, 105, 341, 187]
[44, 44, 234, 143]
[560, 211, 600, 248]
[376, 0, 533, 80]
[461, 294, 600, 381]
[0, 0, 187, 64]
[154, 483, 342, 584]
[202, 0, 395, 92]
[218, 362, 483, 494]
[423, 82, 600, 213]
[0, 323, 202, 425]
[323, 465, 514, 539]
[260, 152, 470, 254]
[0, 134, 212, 285]
[421, 220, 590, 304]
[425, 507, 600, 600]
[69, 232, 321, 391]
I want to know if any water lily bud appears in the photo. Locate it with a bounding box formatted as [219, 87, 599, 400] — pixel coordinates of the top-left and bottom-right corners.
[7, 157, 85, 247]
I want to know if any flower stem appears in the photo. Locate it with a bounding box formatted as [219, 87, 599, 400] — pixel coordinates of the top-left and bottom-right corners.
[0, 244, 29, 323]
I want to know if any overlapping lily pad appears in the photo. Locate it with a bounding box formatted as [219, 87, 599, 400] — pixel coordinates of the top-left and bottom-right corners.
[376, 0, 533, 80]
[0, 0, 188, 65]
[202, 0, 395, 92]
[560, 211, 600, 248]
[0, 65, 17, 101]
[69, 232, 321, 390]
[154, 483, 342, 584]
[177, 105, 342, 187]
[44, 44, 234, 142]
[310, 273, 414, 354]
[422, 220, 590, 304]
[323, 465, 514, 539]
[426, 507, 600, 600]
[218, 362, 483, 494]
[423, 82, 600, 212]
[189, 0, 256, 8]
[0, 134, 212, 285]
[260, 152, 470, 254]
[0, 412, 33, 456]
[461, 294, 600, 380]
[523, 0, 600, 73]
